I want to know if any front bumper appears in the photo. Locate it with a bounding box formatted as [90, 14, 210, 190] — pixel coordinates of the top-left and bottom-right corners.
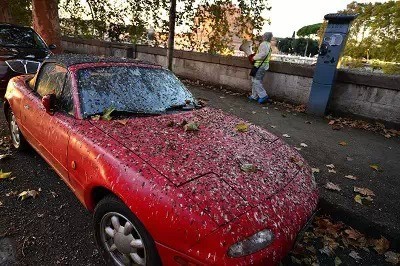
[182, 168, 319, 265]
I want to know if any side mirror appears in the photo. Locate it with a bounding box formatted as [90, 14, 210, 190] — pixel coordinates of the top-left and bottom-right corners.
[48, 44, 57, 50]
[42, 94, 56, 114]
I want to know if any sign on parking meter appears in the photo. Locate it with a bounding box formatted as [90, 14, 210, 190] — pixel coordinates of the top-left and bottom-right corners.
[307, 13, 358, 116]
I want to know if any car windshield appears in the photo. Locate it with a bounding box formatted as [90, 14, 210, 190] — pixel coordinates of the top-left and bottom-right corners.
[0, 26, 47, 48]
[78, 66, 196, 118]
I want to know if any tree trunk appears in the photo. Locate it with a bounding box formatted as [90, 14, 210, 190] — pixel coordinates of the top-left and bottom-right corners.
[304, 38, 309, 57]
[32, 0, 63, 53]
[167, 0, 177, 70]
[0, 0, 12, 23]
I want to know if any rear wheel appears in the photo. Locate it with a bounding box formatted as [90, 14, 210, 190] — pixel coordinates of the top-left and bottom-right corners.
[94, 196, 161, 266]
[8, 109, 27, 150]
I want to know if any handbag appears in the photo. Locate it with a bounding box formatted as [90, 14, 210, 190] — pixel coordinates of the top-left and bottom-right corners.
[249, 47, 271, 77]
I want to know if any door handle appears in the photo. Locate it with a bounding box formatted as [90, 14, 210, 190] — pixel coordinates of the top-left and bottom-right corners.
[24, 105, 30, 110]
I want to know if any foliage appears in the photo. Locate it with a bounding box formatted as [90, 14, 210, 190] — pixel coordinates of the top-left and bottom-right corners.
[277, 37, 318, 57]
[297, 23, 322, 37]
[322, 1, 400, 63]
[9, 0, 31, 26]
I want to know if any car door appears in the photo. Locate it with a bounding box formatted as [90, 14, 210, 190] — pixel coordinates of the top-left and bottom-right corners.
[21, 63, 74, 183]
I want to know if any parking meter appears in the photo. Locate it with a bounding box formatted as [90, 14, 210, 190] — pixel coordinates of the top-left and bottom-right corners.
[307, 13, 357, 116]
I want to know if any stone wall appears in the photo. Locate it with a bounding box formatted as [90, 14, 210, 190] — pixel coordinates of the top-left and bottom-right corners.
[61, 37, 400, 125]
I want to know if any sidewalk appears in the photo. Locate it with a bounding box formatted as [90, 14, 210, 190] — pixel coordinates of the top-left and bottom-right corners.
[187, 83, 400, 250]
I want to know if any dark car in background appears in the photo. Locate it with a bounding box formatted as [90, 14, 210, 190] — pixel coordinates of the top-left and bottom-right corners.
[0, 23, 55, 88]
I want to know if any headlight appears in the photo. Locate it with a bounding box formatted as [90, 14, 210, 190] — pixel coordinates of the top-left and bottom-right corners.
[227, 229, 274, 258]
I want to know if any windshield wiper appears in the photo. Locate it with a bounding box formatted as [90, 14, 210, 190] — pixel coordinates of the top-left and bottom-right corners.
[165, 102, 198, 112]
[89, 110, 162, 119]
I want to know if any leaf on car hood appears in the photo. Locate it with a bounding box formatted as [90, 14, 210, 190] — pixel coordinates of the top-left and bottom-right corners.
[117, 119, 129, 125]
[235, 123, 249, 132]
[0, 170, 12, 179]
[101, 107, 116, 121]
[184, 122, 199, 132]
[17, 189, 40, 201]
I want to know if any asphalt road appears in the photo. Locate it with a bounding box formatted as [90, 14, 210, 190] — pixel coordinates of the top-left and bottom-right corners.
[0, 85, 398, 265]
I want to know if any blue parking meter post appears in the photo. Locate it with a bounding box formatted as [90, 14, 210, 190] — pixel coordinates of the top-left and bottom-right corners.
[307, 13, 357, 116]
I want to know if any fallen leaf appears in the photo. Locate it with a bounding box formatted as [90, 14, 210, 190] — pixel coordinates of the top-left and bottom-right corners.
[270, 125, 276, 128]
[334, 256, 342, 266]
[370, 164, 380, 171]
[50, 191, 58, 198]
[0, 170, 12, 179]
[18, 189, 39, 201]
[339, 141, 348, 146]
[184, 122, 199, 132]
[294, 147, 302, 151]
[305, 121, 312, 124]
[281, 113, 287, 118]
[240, 163, 257, 173]
[328, 169, 337, 174]
[347, 157, 354, 161]
[282, 134, 291, 138]
[332, 124, 343, 130]
[311, 168, 320, 173]
[0, 201, 3, 207]
[354, 195, 363, 205]
[235, 123, 249, 133]
[101, 107, 115, 121]
[116, 119, 128, 125]
[91, 115, 100, 121]
[345, 228, 363, 240]
[385, 251, 400, 265]
[354, 194, 373, 205]
[345, 175, 357, 180]
[349, 250, 362, 260]
[166, 121, 175, 127]
[325, 182, 341, 192]
[328, 120, 335, 125]
[354, 187, 375, 197]
[300, 143, 308, 147]
[0, 154, 10, 160]
[252, 111, 257, 114]
[374, 237, 390, 255]
[326, 164, 335, 169]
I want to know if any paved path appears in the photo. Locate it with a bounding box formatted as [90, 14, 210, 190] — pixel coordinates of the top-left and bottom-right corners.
[188, 84, 400, 250]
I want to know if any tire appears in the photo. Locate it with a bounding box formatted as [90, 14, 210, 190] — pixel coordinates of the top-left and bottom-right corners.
[8, 109, 28, 150]
[94, 196, 162, 266]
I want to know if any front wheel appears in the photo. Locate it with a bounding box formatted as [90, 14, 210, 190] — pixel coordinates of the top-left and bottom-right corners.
[94, 196, 161, 266]
[8, 109, 28, 150]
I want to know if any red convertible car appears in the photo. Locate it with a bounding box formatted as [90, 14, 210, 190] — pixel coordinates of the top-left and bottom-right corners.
[4, 54, 318, 265]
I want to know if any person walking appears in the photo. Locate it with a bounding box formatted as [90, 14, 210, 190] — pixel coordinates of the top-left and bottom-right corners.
[248, 32, 273, 104]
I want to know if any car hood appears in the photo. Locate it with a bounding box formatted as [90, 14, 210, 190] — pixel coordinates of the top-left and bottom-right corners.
[0, 46, 49, 61]
[91, 107, 308, 205]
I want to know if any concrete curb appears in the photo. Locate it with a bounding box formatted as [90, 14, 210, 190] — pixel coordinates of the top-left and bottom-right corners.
[318, 197, 400, 251]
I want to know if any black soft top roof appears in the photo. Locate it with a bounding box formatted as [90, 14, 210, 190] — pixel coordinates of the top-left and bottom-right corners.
[45, 54, 159, 68]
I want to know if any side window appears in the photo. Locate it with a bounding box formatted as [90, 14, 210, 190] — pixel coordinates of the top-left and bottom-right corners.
[58, 74, 74, 115]
[36, 63, 67, 98]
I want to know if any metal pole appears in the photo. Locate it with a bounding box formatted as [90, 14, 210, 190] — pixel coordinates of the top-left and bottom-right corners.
[167, 0, 177, 71]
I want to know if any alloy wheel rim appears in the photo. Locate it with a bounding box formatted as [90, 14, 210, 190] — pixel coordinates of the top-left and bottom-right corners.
[100, 212, 146, 266]
[10, 113, 20, 148]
